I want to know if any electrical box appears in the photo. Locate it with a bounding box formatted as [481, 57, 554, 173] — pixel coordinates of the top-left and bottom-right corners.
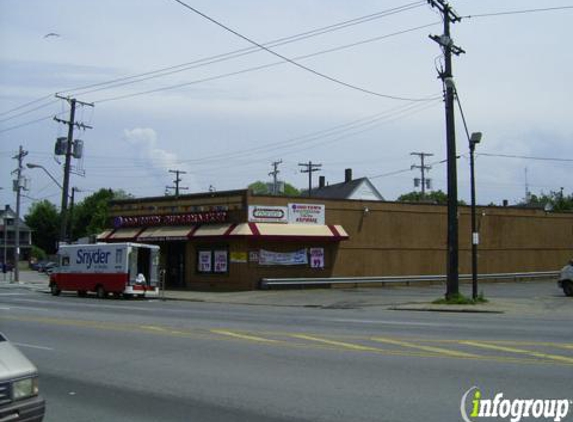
[55, 137, 68, 155]
[73, 139, 83, 159]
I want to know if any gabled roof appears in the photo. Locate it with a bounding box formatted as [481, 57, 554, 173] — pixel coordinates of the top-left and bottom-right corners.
[0, 205, 31, 231]
[309, 177, 384, 201]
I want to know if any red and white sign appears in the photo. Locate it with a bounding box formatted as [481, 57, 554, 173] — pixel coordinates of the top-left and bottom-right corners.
[114, 211, 227, 228]
[288, 203, 325, 225]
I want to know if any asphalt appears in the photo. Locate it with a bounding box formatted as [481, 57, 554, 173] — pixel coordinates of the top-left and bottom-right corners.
[2, 269, 569, 315]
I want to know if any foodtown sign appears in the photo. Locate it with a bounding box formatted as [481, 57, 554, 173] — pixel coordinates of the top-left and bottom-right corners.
[114, 211, 227, 228]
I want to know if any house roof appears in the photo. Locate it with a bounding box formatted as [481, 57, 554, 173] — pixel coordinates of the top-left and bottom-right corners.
[0, 205, 31, 231]
[309, 177, 384, 201]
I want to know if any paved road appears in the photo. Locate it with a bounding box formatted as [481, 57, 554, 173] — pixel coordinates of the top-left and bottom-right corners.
[1, 282, 571, 421]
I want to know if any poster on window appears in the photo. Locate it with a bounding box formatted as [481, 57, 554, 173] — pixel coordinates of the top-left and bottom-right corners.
[198, 250, 212, 272]
[309, 248, 325, 269]
[214, 250, 228, 273]
[259, 249, 308, 266]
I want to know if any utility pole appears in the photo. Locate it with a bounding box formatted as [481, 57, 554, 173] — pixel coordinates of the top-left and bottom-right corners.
[410, 152, 434, 197]
[268, 160, 282, 195]
[166, 169, 188, 198]
[54, 95, 93, 244]
[428, 0, 464, 299]
[68, 187, 81, 243]
[299, 161, 322, 198]
[12, 146, 28, 282]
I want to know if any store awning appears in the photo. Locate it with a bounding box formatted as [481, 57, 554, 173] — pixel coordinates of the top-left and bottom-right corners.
[192, 224, 236, 237]
[96, 228, 114, 241]
[187, 223, 348, 241]
[245, 223, 349, 241]
[107, 227, 145, 241]
[138, 226, 194, 241]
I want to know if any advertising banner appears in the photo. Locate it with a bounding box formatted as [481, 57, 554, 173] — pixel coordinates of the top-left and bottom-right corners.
[258, 249, 308, 266]
[309, 248, 325, 268]
[288, 203, 325, 225]
[198, 250, 212, 272]
[213, 250, 228, 273]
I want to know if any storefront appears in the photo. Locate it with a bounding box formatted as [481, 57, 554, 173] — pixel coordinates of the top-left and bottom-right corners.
[100, 189, 573, 291]
[100, 190, 349, 290]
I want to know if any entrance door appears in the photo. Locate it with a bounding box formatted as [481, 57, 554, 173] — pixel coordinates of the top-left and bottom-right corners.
[165, 242, 186, 289]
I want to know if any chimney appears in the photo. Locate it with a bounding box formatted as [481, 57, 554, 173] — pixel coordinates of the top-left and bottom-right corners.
[344, 168, 352, 183]
[503, 199, 508, 207]
[318, 176, 325, 188]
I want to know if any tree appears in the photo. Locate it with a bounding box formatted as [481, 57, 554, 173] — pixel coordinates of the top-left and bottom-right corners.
[397, 190, 467, 206]
[520, 190, 573, 212]
[248, 181, 300, 196]
[71, 189, 133, 240]
[25, 200, 60, 254]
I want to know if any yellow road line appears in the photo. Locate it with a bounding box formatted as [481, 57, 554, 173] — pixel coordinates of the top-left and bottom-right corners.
[461, 341, 573, 364]
[371, 337, 479, 358]
[290, 334, 383, 352]
[211, 329, 278, 343]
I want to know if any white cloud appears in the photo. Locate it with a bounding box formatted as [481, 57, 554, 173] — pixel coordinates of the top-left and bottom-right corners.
[123, 127, 200, 193]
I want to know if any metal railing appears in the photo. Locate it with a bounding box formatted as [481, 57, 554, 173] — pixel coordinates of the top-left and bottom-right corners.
[260, 271, 559, 289]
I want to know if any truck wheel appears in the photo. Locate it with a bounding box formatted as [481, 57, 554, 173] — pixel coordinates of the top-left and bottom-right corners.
[563, 281, 573, 297]
[96, 285, 107, 299]
[50, 283, 61, 296]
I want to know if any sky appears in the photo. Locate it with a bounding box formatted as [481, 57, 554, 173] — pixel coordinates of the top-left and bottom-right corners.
[1, 0, 572, 214]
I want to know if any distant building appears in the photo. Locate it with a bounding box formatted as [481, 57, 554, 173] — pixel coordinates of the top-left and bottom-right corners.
[1, 205, 32, 263]
[309, 169, 384, 201]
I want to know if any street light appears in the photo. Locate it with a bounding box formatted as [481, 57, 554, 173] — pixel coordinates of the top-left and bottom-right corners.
[26, 163, 63, 190]
[469, 132, 482, 300]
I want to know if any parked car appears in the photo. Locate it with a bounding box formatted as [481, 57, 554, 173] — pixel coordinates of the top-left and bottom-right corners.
[37, 261, 56, 273]
[558, 260, 573, 297]
[0, 333, 45, 421]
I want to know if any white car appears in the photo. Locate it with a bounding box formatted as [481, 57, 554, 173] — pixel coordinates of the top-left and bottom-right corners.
[558, 260, 573, 297]
[0, 333, 45, 421]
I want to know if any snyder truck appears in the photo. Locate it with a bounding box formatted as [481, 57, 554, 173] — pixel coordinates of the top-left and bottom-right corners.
[49, 242, 160, 298]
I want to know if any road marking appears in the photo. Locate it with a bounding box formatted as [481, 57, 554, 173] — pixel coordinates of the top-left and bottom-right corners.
[461, 341, 573, 364]
[13, 342, 54, 351]
[211, 329, 278, 343]
[371, 337, 479, 358]
[290, 334, 383, 352]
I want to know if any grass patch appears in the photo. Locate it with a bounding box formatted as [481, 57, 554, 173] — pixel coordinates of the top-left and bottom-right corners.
[432, 292, 488, 305]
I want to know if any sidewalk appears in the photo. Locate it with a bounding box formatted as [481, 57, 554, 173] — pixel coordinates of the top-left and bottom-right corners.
[7, 270, 569, 315]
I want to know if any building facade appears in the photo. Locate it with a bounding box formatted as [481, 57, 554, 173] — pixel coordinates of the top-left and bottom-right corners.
[1, 205, 33, 265]
[101, 190, 573, 291]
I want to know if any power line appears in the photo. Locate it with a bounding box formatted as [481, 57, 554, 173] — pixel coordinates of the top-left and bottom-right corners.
[65, 2, 426, 98]
[169, 0, 437, 102]
[0, 113, 64, 135]
[462, 5, 573, 19]
[95, 22, 441, 104]
[478, 153, 573, 163]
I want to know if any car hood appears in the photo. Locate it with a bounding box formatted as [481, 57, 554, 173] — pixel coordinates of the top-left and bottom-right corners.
[0, 341, 38, 381]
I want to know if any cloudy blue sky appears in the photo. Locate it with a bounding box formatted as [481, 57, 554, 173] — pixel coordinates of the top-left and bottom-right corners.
[1, 0, 571, 212]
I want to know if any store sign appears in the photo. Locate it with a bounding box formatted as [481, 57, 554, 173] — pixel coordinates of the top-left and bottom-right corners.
[309, 248, 325, 269]
[259, 249, 308, 266]
[288, 203, 325, 225]
[114, 211, 227, 228]
[248, 205, 288, 223]
[230, 252, 248, 263]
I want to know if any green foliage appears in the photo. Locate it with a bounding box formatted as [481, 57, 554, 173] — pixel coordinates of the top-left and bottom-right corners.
[71, 189, 133, 240]
[30, 245, 47, 261]
[520, 190, 573, 212]
[432, 292, 488, 305]
[24, 200, 60, 254]
[397, 190, 466, 205]
[248, 181, 300, 196]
